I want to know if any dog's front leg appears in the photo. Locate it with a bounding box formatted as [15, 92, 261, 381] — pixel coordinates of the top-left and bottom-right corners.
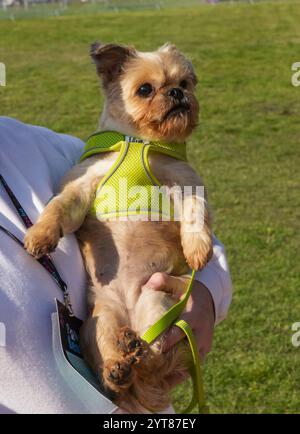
[151, 156, 213, 271]
[180, 193, 213, 270]
[24, 158, 106, 258]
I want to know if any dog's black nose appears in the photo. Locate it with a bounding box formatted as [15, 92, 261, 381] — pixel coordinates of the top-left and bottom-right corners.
[168, 88, 184, 101]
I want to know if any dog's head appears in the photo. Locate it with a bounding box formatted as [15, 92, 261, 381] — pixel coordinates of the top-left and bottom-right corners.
[91, 42, 199, 142]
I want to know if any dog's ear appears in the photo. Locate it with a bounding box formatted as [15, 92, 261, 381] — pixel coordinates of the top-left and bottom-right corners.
[90, 42, 136, 83]
[158, 42, 178, 54]
[158, 42, 198, 86]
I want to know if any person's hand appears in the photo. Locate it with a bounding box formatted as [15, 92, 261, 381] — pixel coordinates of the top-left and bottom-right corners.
[143, 272, 215, 387]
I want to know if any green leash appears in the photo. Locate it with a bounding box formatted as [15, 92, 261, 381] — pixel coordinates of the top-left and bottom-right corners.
[141, 270, 210, 414]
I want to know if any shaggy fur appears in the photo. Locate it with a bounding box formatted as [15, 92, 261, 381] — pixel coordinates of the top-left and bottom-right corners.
[24, 42, 213, 413]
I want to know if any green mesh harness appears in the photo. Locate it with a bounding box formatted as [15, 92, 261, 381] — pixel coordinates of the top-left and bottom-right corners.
[79, 131, 209, 414]
[80, 131, 187, 220]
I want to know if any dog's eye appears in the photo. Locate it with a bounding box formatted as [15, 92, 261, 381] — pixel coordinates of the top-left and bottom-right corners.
[137, 83, 153, 97]
[179, 80, 188, 89]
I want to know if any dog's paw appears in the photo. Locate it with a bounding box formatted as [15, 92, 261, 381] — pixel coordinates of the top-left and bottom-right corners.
[103, 359, 133, 392]
[24, 222, 61, 258]
[117, 327, 149, 363]
[103, 328, 149, 393]
[180, 195, 213, 270]
[181, 230, 213, 271]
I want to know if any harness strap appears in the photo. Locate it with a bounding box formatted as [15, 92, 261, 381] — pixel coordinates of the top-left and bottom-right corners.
[142, 270, 209, 414]
[80, 131, 188, 163]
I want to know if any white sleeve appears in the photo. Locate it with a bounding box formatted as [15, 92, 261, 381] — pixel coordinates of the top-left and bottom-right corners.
[193, 235, 233, 325]
[0, 117, 117, 414]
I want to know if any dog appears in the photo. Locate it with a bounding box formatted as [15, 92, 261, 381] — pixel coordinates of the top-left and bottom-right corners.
[24, 42, 213, 413]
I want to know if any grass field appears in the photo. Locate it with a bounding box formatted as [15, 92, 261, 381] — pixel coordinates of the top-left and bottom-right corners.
[0, 0, 202, 20]
[1, 0, 300, 413]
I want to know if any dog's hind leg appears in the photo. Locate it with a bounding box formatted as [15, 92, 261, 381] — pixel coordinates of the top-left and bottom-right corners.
[80, 295, 148, 395]
[129, 288, 187, 412]
[116, 326, 149, 364]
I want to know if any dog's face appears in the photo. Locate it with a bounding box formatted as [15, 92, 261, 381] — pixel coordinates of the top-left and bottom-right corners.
[91, 43, 199, 142]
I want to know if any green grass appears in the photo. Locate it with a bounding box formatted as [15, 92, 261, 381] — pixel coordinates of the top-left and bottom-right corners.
[1, 0, 300, 414]
[0, 0, 200, 20]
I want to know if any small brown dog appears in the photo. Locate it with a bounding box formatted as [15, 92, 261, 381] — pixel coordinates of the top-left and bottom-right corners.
[24, 42, 213, 413]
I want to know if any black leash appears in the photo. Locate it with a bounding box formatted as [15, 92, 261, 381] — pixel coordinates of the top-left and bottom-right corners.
[0, 174, 74, 316]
